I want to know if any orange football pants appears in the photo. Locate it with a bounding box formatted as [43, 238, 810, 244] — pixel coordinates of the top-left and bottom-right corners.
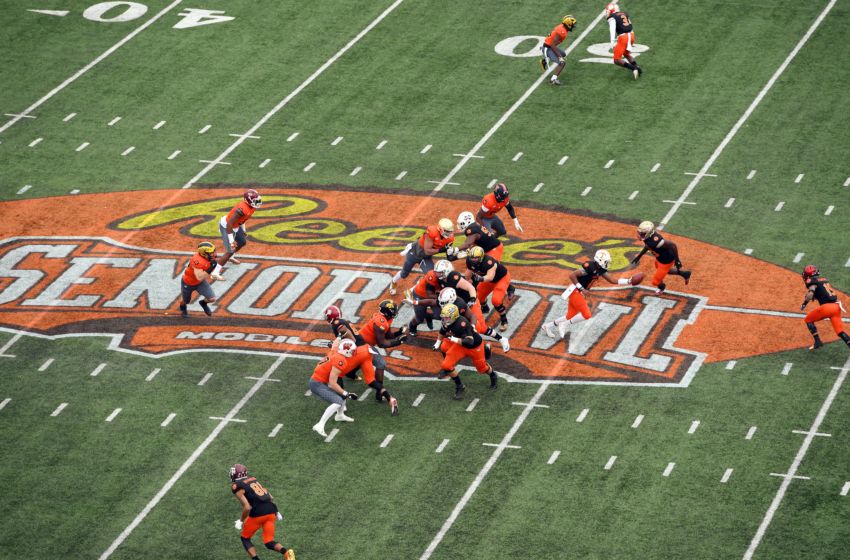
[566, 290, 592, 320]
[439, 339, 489, 373]
[241, 513, 276, 543]
[805, 303, 845, 335]
[350, 344, 377, 384]
[652, 260, 674, 287]
[476, 272, 511, 307]
[485, 244, 504, 261]
[469, 300, 488, 334]
[613, 31, 635, 60]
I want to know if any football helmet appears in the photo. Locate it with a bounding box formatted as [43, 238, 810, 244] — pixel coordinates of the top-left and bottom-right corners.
[438, 287, 457, 306]
[457, 211, 475, 231]
[338, 338, 357, 358]
[605, 2, 620, 17]
[378, 299, 398, 319]
[468, 246, 485, 263]
[435, 259, 454, 280]
[493, 183, 509, 202]
[802, 265, 819, 279]
[324, 304, 341, 323]
[440, 303, 460, 327]
[637, 221, 655, 240]
[594, 249, 612, 269]
[244, 189, 262, 209]
[197, 241, 216, 259]
[229, 463, 248, 482]
[561, 15, 577, 30]
[438, 218, 454, 238]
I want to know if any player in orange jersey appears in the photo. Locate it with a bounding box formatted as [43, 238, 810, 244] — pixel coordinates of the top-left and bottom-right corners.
[308, 338, 361, 437]
[435, 303, 498, 398]
[179, 241, 223, 318]
[356, 300, 407, 414]
[390, 218, 455, 295]
[541, 249, 635, 339]
[230, 464, 296, 560]
[475, 183, 522, 238]
[540, 15, 577, 86]
[800, 265, 850, 351]
[605, 3, 642, 79]
[219, 189, 262, 267]
[465, 247, 512, 332]
[631, 221, 691, 295]
[454, 210, 504, 261]
[402, 269, 443, 335]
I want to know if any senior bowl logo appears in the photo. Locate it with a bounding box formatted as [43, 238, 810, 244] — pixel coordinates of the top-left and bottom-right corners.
[0, 186, 837, 385]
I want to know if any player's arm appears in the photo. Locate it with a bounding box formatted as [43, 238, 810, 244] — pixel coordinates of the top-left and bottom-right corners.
[631, 245, 650, 264]
[422, 234, 439, 256]
[459, 232, 479, 250]
[233, 488, 251, 523]
[476, 204, 490, 222]
[561, 269, 586, 299]
[333, 320, 357, 342]
[455, 278, 477, 303]
[225, 209, 244, 249]
[601, 271, 633, 286]
[375, 324, 406, 348]
[504, 202, 522, 232]
[666, 240, 683, 267]
[608, 16, 616, 45]
[801, 285, 817, 310]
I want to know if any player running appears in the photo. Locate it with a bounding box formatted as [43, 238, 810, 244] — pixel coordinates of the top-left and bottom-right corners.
[465, 247, 512, 332]
[605, 3, 642, 79]
[541, 249, 636, 338]
[453, 211, 504, 261]
[540, 15, 577, 86]
[631, 221, 691, 295]
[308, 338, 360, 437]
[390, 218, 455, 295]
[476, 183, 522, 238]
[229, 463, 296, 560]
[179, 241, 223, 318]
[219, 189, 262, 267]
[436, 303, 498, 399]
[800, 265, 850, 351]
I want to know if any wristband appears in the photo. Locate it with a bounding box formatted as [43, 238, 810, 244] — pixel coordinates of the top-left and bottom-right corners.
[618, 278, 630, 285]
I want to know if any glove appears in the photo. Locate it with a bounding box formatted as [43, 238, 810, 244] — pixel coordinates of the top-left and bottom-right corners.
[234, 519, 243, 530]
[210, 273, 224, 281]
[631, 255, 642, 265]
[800, 300, 808, 311]
[675, 260, 683, 269]
[448, 336, 461, 344]
[446, 246, 457, 257]
[513, 218, 523, 233]
[468, 297, 477, 306]
[472, 274, 484, 283]
[432, 339, 442, 351]
[343, 391, 358, 400]
[456, 250, 468, 259]
[276, 512, 283, 521]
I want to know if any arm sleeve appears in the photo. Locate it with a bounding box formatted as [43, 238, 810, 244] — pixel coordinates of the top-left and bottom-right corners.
[608, 17, 616, 44]
[505, 202, 517, 219]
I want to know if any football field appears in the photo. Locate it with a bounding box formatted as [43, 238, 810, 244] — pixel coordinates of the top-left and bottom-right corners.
[1, 0, 850, 558]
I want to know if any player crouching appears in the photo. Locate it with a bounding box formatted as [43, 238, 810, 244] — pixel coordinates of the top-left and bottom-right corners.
[800, 265, 850, 351]
[179, 241, 223, 318]
[230, 464, 295, 560]
[435, 303, 498, 399]
[308, 338, 360, 437]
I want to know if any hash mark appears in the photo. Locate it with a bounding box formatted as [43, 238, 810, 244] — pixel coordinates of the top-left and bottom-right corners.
[39, 358, 54, 371]
[576, 408, 589, 422]
[726, 361, 736, 370]
[376, 139, 387, 150]
[331, 136, 343, 146]
[160, 413, 176, 427]
[395, 171, 407, 181]
[793, 253, 805, 263]
[747, 170, 757, 180]
[794, 173, 804, 184]
[629, 190, 639, 200]
[268, 423, 283, 437]
[51, 403, 68, 417]
[286, 132, 299, 142]
[412, 393, 425, 407]
[744, 248, 753, 255]
[324, 428, 339, 443]
[721, 468, 734, 483]
[28, 138, 43, 147]
[420, 144, 432, 154]
[581, 187, 592, 197]
[145, 368, 160, 381]
[466, 398, 480, 412]
[841, 482, 850, 496]
[0, 398, 10, 410]
[70, 189, 80, 195]
[844, 177, 850, 187]
[662, 462, 675, 477]
[688, 420, 700, 434]
[558, 155, 569, 166]
[632, 414, 644, 428]
[650, 163, 660, 173]
[197, 372, 213, 386]
[153, 120, 166, 130]
[105, 408, 122, 422]
[108, 117, 121, 126]
[379, 434, 394, 448]
[198, 124, 211, 134]
[547, 450, 561, 465]
[121, 146, 135, 156]
[63, 112, 77, 122]
[303, 162, 315, 172]
[360, 388, 372, 401]
[259, 158, 271, 168]
[781, 363, 793, 376]
[350, 166, 362, 176]
[604, 455, 617, 470]
[533, 183, 544, 193]
[825, 205, 834, 216]
[512, 151, 523, 162]
[90, 363, 107, 377]
[168, 150, 181, 160]
[17, 185, 32, 195]
[604, 159, 614, 169]
[725, 198, 735, 208]
[745, 426, 757, 440]
[436, 439, 449, 453]
[75, 142, 90, 152]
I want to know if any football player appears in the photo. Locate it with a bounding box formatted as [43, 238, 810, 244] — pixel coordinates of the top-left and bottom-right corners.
[308, 338, 360, 437]
[465, 247, 512, 332]
[436, 303, 498, 398]
[229, 464, 296, 560]
[179, 241, 223, 318]
[631, 221, 691, 295]
[541, 249, 634, 338]
[540, 15, 577, 86]
[323, 305, 400, 415]
[605, 3, 642, 79]
[402, 268, 443, 335]
[476, 183, 522, 238]
[390, 218, 455, 295]
[357, 299, 406, 414]
[437, 287, 510, 352]
[219, 189, 262, 267]
[800, 265, 850, 351]
[452, 210, 504, 261]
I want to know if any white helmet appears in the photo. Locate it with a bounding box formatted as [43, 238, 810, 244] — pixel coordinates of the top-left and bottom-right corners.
[438, 287, 457, 306]
[337, 338, 357, 358]
[434, 260, 454, 280]
[637, 220, 655, 240]
[456, 211, 475, 231]
[594, 249, 612, 270]
[438, 218, 454, 238]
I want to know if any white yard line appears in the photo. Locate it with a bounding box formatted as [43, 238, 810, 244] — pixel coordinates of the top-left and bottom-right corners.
[430, 10, 604, 192]
[121, 146, 135, 156]
[303, 162, 316, 172]
[331, 136, 344, 146]
[660, 0, 837, 227]
[182, 0, 405, 189]
[629, 190, 639, 200]
[99, 355, 285, 560]
[533, 183, 544, 193]
[793, 253, 805, 263]
[0, 0, 183, 135]
[743, 354, 850, 560]
[75, 142, 90, 152]
[419, 383, 548, 560]
[198, 124, 211, 134]
[259, 158, 271, 168]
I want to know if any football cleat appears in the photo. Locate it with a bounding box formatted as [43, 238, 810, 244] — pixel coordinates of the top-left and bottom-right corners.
[539, 58, 547, 72]
[594, 249, 612, 269]
[180, 304, 188, 319]
[809, 339, 824, 351]
[499, 317, 509, 332]
[500, 337, 510, 352]
[389, 397, 399, 416]
[312, 423, 328, 437]
[334, 412, 354, 422]
[489, 370, 498, 389]
[453, 384, 466, 400]
[285, 550, 296, 560]
[558, 320, 569, 339]
[633, 69, 639, 80]
[636, 65, 643, 75]
[480, 301, 491, 314]
[682, 271, 692, 285]
[199, 300, 212, 316]
[550, 77, 562, 86]
[389, 281, 398, 296]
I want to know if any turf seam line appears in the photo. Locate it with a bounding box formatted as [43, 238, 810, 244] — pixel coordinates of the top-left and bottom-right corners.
[743, 352, 850, 559]
[99, 355, 285, 559]
[661, 0, 837, 227]
[419, 383, 549, 559]
[0, 0, 183, 136]
[182, 0, 404, 189]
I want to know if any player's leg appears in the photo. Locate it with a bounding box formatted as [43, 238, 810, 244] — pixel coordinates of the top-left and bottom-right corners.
[228, 226, 248, 264]
[440, 346, 466, 399]
[549, 46, 567, 84]
[822, 303, 850, 347]
[557, 291, 591, 337]
[491, 275, 511, 331]
[309, 380, 343, 436]
[486, 244, 504, 261]
[476, 282, 496, 313]
[197, 281, 216, 316]
[468, 345, 497, 389]
[240, 517, 263, 559]
[652, 260, 673, 294]
[391, 247, 423, 294]
[179, 281, 196, 318]
[259, 514, 292, 557]
[804, 307, 827, 350]
[218, 220, 236, 266]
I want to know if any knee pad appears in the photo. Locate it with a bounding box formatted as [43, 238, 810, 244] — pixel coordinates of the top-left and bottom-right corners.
[265, 540, 279, 551]
[240, 537, 253, 551]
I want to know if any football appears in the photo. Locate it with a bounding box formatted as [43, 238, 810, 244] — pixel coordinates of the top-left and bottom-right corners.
[630, 272, 645, 286]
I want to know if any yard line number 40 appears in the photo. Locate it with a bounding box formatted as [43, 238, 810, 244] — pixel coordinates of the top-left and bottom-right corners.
[79, 2, 233, 28]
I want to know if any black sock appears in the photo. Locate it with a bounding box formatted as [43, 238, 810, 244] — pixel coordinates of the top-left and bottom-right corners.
[485, 328, 502, 340]
[840, 332, 850, 345]
[452, 375, 463, 386]
[624, 62, 636, 70]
